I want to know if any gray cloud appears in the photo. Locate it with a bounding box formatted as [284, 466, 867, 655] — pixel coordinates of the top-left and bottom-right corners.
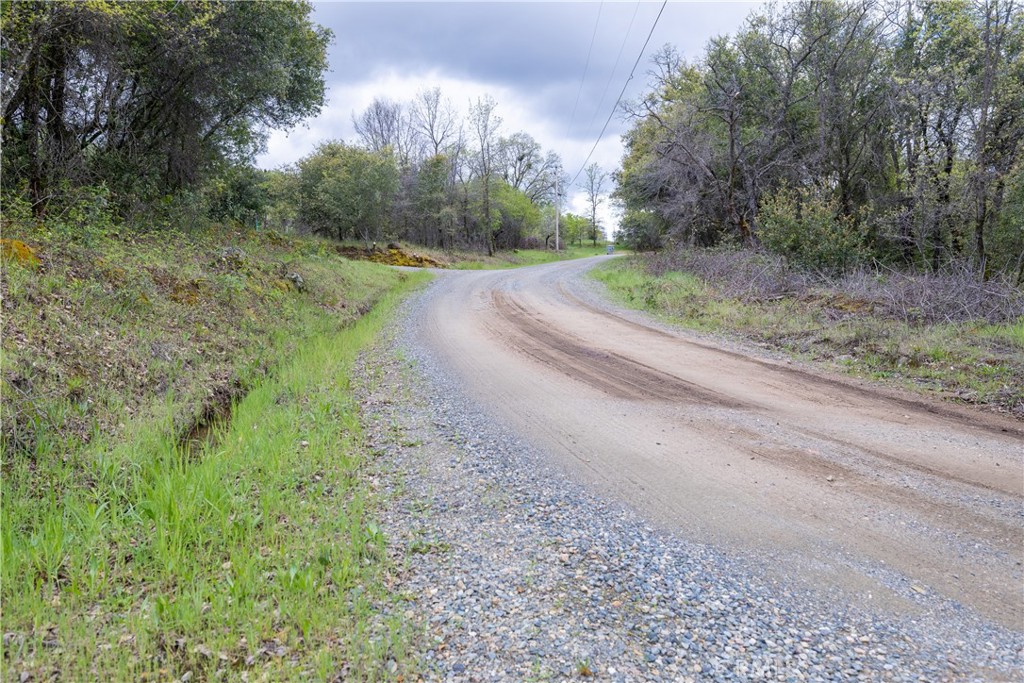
[316, 2, 755, 140]
[261, 1, 758, 178]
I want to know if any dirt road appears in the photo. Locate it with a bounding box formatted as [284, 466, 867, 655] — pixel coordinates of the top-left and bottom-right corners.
[420, 257, 1024, 630]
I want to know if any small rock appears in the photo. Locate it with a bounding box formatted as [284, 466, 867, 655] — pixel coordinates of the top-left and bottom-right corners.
[218, 246, 246, 267]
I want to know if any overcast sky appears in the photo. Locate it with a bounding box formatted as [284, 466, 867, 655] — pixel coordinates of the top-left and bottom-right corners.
[257, 1, 759, 227]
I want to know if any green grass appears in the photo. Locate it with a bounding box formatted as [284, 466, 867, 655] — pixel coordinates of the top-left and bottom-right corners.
[1, 217, 433, 680]
[1, 223, 402, 457]
[1, 271, 431, 681]
[592, 257, 1024, 416]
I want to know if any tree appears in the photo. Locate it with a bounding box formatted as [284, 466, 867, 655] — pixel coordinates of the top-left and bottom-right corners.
[966, 1, 1024, 277]
[262, 167, 301, 232]
[496, 132, 562, 204]
[296, 141, 398, 244]
[412, 153, 458, 248]
[559, 213, 590, 248]
[353, 97, 419, 166]
[582, 163, 607, 246]
[615, 0, 1024, 279]
[1, 0, 330, 215]
[492, 181, 542, 249]
[470, 95, 501, 255]
[410, 86, 458, 157]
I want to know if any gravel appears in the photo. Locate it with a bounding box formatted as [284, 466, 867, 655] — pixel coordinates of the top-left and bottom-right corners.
[354, 277, 1024, 682]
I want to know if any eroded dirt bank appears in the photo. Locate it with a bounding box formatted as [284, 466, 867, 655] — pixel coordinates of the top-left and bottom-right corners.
[419, 257, 1024, 630]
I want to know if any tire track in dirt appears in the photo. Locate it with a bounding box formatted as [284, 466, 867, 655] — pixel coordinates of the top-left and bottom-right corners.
[559, 283, 1024, 441]
[490, 291, 749, 409]
[493, 284, 1020, 565]
[420, 258, 1024, 630]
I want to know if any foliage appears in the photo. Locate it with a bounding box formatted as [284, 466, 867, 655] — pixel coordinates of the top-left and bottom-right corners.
[617, 210, 665, 251]
[758, 186, 870, 273]
[990, 163, 1024, 282]
[492, 180, 542, 250]
[1, 0, 330, 214]
[1, 212, 427, 679]
[296, 141, 399, 244]
[582, 163, 608, 246]
[340, 88, 569, 252]
[558, 213, 590, 248]
[410, 153, 459, 247]
[262, 167, 302, 232]
[615, 0, 1024, 280]
[203, 165, 270, 229]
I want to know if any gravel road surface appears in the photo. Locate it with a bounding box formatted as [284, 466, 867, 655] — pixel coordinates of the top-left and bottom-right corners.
[355, 257, 1023, 682]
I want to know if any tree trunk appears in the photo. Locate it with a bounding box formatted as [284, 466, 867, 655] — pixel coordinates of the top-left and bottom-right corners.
[25, 50, 45, 218]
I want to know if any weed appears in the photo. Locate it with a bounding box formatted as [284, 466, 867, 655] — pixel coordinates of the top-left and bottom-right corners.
[594, 257, 1024, 417]
[1, 222, 432, 680]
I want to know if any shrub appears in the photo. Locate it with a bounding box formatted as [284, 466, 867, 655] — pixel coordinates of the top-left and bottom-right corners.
[645, 246, 1023, 325]
[618, 210, 665, 251]
[758, 187, 870, 274]
[645, 247, 809, 300]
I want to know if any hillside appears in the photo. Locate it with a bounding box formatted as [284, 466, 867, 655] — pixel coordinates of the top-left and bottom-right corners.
[1, 217, 429, 680]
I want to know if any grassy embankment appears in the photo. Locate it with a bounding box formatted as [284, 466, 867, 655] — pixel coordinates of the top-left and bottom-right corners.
[325, 241, 616, 270]
[593, 254, 1024, 417]
[434, 244, 613, 270]
[1, 218, 430, 680]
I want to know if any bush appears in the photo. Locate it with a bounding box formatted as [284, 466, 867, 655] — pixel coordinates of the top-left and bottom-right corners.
[645, 247, 809, 300]
[645, 246, 1024, 325]
[618, 210, 665, 251]
[841, 263, 1024, 325]
[758, 187, 870, 274]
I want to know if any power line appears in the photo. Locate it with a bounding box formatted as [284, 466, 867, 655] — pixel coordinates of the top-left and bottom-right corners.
[566, 1, 604, 143]
[570, 0, 668, 187]
[587, 1, 641, 133]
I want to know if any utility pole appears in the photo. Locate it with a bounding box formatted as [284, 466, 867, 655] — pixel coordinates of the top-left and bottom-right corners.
[554, 175, 560, 253]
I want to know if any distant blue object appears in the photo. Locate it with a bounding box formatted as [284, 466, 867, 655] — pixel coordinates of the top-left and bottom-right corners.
[606, 245, 614, 255]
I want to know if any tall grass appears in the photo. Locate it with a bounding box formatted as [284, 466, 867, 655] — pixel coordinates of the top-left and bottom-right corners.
[643, 248, 1023, 325]
[593, 255, 1023, 416]
[1, 271, 431, 681]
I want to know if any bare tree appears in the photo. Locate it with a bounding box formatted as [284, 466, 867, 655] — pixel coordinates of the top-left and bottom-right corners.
[353, 97, 419, 165]
[497, 132, 562, 204]
[410, 86, 457, 157]
[470, 95, 501, 255]
[583, 163, 608, 246]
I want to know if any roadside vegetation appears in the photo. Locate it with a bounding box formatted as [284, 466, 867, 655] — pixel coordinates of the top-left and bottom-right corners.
[594, 251, 1023, 417]
[615, 2, 1023, 280]
[3, 1, 440, 678]
[1, 188, 431, 678]
[603, 1, 1023, 418]
[2, 2, 616, 678]
[325, 241, 615, 270]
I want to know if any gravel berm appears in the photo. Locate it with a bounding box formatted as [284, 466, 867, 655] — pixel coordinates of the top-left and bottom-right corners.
[353, 278, 1023, 682]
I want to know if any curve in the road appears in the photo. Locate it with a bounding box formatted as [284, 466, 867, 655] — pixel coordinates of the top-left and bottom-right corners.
[420, 256, 1024, 629]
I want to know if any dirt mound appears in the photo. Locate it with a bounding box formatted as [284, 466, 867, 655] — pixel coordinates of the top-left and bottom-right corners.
[337, 244, 446, 268]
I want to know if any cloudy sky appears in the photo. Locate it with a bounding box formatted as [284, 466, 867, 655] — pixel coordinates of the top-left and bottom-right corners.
[258, 1, 759, 227]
